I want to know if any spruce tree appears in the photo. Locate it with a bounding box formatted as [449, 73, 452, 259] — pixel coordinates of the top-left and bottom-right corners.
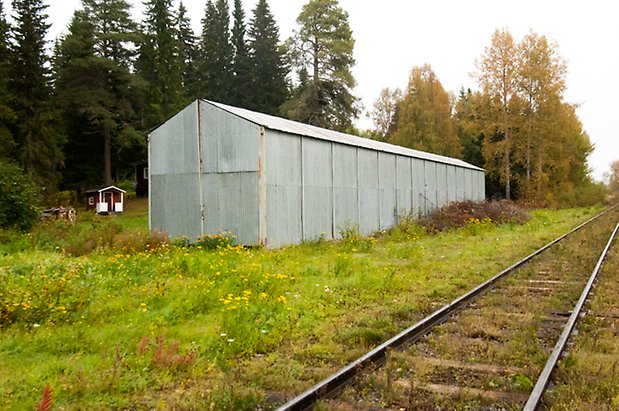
[176, 1, 198, 98]
[137, 0, 184, 128]
[10, 0, 64, 188]
[59, 1, 141, 187]
[83, 0, 138, 69]
[230, 0, 252, 107]
[197, 0, 233, 103]
[0, 1, 16, 160]
[248, 0, 288, 115]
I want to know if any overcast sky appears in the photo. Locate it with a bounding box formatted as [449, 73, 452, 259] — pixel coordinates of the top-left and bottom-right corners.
[4, 0, 618, 180]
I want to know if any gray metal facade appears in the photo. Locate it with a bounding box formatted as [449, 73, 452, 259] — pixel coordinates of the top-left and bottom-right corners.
[149, 100, 486, 247]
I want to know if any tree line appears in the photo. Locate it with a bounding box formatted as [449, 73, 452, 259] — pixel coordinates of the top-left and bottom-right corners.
[370, 29, 605, 204]
[0, 0, 357, 197]
[0, 0, 606, 208]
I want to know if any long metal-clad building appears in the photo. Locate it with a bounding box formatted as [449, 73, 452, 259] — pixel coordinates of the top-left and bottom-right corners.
[149, 99, 485, 247]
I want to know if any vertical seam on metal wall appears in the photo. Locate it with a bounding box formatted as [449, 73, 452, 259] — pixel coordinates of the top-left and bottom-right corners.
[197, 100, 205, 236]
[395, 156, 399, 224]
[377, 152, 381, 230]
[147, 133, 152, 231]
[331, 142, 335, 239]
[258, 126, 267, 246]
[300, 136, 305, 241]
[356, 147, 360, 235]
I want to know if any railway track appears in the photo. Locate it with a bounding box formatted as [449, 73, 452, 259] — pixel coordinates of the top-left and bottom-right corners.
[276, 206, 619, 410]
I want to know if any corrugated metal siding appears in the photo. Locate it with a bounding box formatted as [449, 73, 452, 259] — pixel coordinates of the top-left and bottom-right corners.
[333, 144, 358, 238]
[265, 130, 302, 248]
[150, 100, 487, 247]
[465, 168, 473, 200]
[436, 163, 447, 208]
[150, 102, 199, 176]
[412, 158, 425, 216]
[150, 174, 202, 240]
[456, 167, 465, 201]
[379, 152, 397, 230]
[396, 156, 412, 217]
[446, 165, 457, 203]
[424, 161, 438, 211]
[149, 102, 203, 239]
[358, 149, 379, 235]
[302, 137, 333, 240]
[205, 100, 484, 172]
[477, 172, 486, 201]
[202, 172, 259, 244]
[200, 101, 259, 173]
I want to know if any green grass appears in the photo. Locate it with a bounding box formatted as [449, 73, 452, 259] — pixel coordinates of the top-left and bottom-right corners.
[0, 202, 603, 409]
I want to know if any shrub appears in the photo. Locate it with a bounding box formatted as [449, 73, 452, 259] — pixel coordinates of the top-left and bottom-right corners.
[419, 200, 530, 233]
[0, 161, 40, 232]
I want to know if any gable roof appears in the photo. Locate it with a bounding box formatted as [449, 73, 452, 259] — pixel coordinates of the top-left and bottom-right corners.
[84, 185, 127, 194]
[202, 99, 484, 172]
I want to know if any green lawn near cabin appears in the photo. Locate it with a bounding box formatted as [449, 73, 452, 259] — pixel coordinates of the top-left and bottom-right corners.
[0, 202, 602, 409]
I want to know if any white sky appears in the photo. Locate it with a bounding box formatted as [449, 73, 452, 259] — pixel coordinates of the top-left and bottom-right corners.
[4, 0, 618, 180]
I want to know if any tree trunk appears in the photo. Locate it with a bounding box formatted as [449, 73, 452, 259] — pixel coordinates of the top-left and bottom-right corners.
[103, 127, 112, 186]
[503, 96, 511, 201]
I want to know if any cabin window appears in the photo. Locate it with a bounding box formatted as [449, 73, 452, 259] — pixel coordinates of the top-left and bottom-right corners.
[143, 167, 149, 180]
[88, 197, 94, 206]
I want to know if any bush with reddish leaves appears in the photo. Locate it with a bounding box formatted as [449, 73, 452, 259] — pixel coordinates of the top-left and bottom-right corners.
[418, 200, 530, 233]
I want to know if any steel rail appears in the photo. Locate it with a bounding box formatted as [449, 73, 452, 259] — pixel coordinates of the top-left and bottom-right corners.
[276, 205, 618, 411]
[523, 222, 619, 410]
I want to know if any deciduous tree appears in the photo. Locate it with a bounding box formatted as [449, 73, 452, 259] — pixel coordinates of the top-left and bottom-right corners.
[607, 160, 619, 202]
[371, 87, 401, 142]
[453, 88, 484, 168]
[389, 64, 462, 158]
[516, 31, 567, 199]
[476, 28, 518, 199]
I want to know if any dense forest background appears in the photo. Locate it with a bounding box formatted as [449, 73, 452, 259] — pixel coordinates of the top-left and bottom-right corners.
[0, 0, 609, 209]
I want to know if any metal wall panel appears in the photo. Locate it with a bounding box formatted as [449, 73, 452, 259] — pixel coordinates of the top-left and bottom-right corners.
[333, 144, 358, 238]
[446, 165, 457, 203]
[265, 130, 302, 247]
[203, 172, 259, 244]
[456, 167, 465, 201]
[379, 152, 397, 229]
[396, 156, 412, 218]
[424, 161, 438, 211]
[149, 103, 203, 238]
[436, 163, 447, 208]
[358, 149, 379, 235]
[477, 171, 486, 201]
[302, 137, 333, 240]
[200, 101, 260, 173]
[150, 174, 202, 240]
[465, 168, 473, 200]
[412, 158, 425, 216]
[150, 102, 199, 176]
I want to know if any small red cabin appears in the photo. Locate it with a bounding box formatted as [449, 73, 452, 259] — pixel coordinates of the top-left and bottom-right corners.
[84, 186, 126, 214]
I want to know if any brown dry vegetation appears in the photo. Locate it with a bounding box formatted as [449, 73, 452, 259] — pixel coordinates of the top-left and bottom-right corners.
[418, 200, 531, 233]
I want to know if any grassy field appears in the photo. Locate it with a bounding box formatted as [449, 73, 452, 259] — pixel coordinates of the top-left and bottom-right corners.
[0, 199, 603, 409]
